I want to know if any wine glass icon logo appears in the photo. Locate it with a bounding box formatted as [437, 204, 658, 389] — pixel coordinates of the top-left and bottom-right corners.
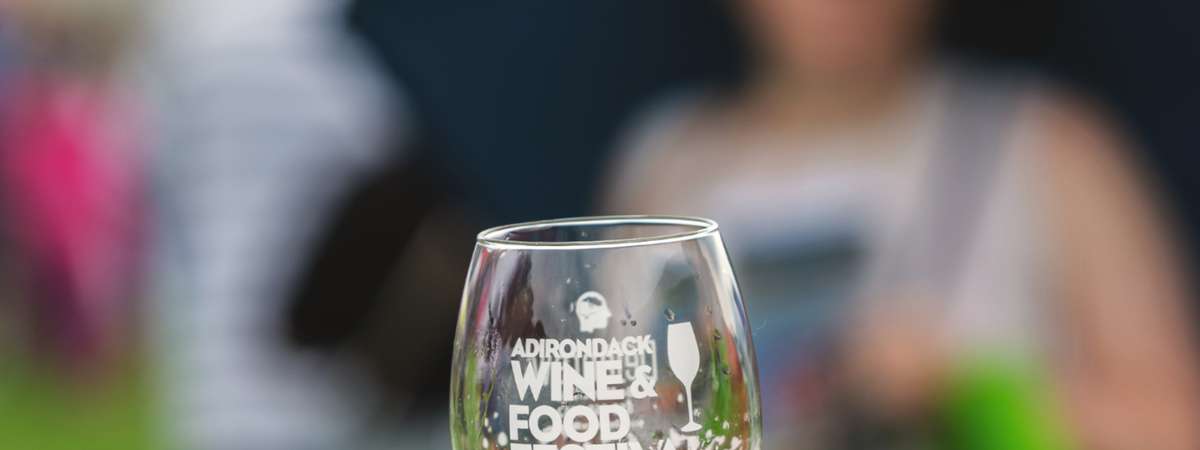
[667, 321, 703, 432]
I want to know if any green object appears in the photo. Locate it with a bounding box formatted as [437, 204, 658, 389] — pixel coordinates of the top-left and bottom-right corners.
[0, 353, 160, 450]
[938, 355, 1072, 450]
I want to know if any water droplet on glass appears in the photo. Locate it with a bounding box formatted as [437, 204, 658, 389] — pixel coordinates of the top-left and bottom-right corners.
[620, 320, 628, 326]
[713, 329, 723, 341]
[664, 308, 676, 321]
[722, 366, 731, 376]
[497, 432, 509, 446]
[706, 305, 713, 315]
[630, 320, 637, 326]
[653, 431, 665, 441]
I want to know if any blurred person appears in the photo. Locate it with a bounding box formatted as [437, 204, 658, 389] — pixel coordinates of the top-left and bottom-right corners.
[604, 0, 1200, 449]
[0, 0, 145, 376]
[142, 0, 402, 448]
[0, 1, 157, 449]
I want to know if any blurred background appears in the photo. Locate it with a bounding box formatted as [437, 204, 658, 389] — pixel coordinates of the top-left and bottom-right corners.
[1, 0, 1198, 449]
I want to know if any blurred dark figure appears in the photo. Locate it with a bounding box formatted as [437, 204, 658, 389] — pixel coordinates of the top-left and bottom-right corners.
[604, 0, 1200, 449]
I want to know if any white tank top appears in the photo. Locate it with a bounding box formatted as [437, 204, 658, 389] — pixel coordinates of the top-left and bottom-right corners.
[606, 64, 1051, 360]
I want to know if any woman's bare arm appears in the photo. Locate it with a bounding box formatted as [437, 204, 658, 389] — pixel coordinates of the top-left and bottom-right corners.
[1036, 96, 1200, 450]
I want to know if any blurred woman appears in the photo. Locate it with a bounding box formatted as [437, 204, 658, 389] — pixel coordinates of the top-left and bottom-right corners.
[605, 0, 1200, 449]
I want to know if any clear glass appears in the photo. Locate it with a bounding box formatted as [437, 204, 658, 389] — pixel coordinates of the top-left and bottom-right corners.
[451, 216, 763, 450]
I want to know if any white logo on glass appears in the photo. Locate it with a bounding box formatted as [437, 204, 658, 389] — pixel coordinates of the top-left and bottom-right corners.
[668, 321, 703, 432]
[574, 291, 612, 333]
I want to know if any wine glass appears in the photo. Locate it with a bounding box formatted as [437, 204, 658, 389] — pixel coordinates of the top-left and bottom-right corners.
[450, 216, 763, 450]
[668, 322, 703, 432]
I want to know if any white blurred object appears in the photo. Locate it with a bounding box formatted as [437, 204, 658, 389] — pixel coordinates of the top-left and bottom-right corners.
[142, 0, 405, 448]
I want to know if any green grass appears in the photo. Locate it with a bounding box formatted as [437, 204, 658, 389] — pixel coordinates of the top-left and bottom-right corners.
[0, 352, 160, 450]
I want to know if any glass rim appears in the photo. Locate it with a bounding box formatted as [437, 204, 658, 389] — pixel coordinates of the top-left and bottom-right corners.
[476, 215, 720, 250]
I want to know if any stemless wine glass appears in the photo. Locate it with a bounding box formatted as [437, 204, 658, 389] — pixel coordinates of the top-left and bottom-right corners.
[451, 216, 763, 450]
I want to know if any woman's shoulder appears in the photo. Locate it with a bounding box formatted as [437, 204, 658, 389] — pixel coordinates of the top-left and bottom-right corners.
[609, 86, 730, 173]
[933, 61, 1050, 117]
[937, 60, 1128, 160]
[962, 62, 1158, 248]
[603, 87, 726, 211]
